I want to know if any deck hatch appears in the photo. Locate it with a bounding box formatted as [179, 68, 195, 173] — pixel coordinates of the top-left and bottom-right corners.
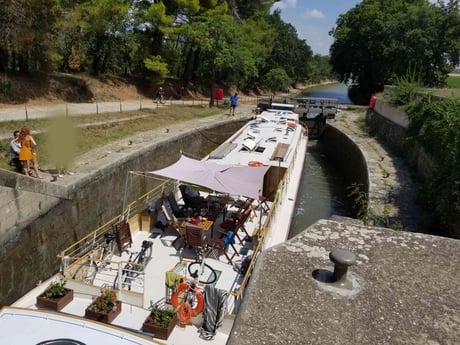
[271, 143, 289, 161]
[209, 142, 237, 159]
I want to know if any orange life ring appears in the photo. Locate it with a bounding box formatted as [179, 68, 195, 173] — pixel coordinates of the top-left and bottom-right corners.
[287, 122, 297, 128]
[248, 161, 264, 167]
[177, 301, 193, 325]
[171, 282, 204, 317]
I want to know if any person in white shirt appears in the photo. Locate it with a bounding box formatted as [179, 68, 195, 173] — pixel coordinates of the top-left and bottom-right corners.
[9, 130, 22, 172]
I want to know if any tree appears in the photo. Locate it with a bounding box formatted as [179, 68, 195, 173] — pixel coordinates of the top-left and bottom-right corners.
[0, 0, 60, 73]
[188, 8, 241, 106]
[263, 67, 291, 92]
[74, 0, 130, 75]
[307, 55, 333, 83]
[329, 0, 460, 104]
[265, 10, 313, 85]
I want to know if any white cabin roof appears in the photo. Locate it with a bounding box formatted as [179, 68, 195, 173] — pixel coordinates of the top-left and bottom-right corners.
[0, 308, 155, 345]
[207, 110, 303, 169]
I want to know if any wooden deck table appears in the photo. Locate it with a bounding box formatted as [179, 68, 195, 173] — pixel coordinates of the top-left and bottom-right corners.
[180, 218, 214, 232]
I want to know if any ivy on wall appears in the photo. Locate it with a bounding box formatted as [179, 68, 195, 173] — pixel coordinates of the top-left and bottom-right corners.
[406, 95, 460, 237]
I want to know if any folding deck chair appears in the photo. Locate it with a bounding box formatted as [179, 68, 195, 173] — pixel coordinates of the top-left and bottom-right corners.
[220, 206, 252, 244]
[162, 204, 185, 250]
[167, 192, 188, 218]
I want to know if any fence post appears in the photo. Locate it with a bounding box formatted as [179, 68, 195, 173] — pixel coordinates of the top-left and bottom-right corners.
[25, 105, 28, 121]
[96, 103, 99, 115]
[119, 99, 122, 113]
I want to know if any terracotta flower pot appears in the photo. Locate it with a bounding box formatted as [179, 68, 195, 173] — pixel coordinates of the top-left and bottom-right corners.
[36, 288, 74, 311]
[142, 313, 177, 340]
[84, 300, 122, 324]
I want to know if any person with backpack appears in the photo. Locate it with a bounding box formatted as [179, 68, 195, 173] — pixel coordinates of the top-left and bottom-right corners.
[154, 86, 165, 103]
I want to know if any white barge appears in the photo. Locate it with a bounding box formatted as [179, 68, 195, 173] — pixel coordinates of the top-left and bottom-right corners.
[5, 107, 308, 345]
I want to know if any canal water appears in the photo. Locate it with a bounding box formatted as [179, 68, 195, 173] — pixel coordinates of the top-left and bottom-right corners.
[297, 83, 353, 104]
[288, 83, 353, 238]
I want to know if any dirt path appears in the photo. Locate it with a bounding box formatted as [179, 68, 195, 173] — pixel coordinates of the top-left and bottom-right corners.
[20, 103, 255, 182]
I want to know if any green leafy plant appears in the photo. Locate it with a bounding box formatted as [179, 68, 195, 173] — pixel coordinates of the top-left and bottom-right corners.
[145, 302, 175, 328]
[43, 279, 67, 299]
[347, 182, 369, 222]
[385, 64, 424, 108]
[87, 288, 118, 313]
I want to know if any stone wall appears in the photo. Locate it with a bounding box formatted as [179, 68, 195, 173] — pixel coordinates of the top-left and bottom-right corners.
[0, 119, 246, 305]
[366, 99, 435, 181]
[321, 125, 369, 216]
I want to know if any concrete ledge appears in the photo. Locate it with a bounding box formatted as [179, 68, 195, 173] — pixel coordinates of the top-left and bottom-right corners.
[229, 218, 460, 345]
[373, 98, 409, 127]
[0, 169, 73, 199]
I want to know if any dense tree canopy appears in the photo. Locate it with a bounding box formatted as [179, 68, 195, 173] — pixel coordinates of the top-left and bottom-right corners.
[329, 0, 460, 104]
[0, 0, 333, 95]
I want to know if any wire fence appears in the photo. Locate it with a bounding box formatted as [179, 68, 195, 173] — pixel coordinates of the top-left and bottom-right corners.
[0, 95, 273, 123]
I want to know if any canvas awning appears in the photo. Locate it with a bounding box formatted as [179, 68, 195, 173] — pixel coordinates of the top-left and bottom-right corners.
[147, 155, 269, 200]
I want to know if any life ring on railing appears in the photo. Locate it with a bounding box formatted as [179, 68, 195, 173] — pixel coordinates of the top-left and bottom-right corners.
[171, 282, 204, 317]
[248, 161, 264, 167]
[287, 122, 297, 128]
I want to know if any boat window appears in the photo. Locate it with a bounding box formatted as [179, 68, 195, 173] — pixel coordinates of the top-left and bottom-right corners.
[255, 146, 266, 153]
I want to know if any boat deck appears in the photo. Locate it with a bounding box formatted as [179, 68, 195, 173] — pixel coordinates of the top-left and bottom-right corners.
[11, 197, 262, 344]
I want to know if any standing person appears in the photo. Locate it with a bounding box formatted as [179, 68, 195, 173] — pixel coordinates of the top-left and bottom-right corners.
[9, 130, 22, 172]
[155, 86, 165, 103]
[230, 92, 238, 116]
[18, 126, 43, 178]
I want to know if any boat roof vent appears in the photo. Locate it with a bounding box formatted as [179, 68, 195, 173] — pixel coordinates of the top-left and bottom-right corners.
[242, 138, 257, 151]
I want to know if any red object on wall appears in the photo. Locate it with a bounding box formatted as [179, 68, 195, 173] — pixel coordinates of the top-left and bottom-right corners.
[214, 88, 223, 101]
[369, 95, 377, 109]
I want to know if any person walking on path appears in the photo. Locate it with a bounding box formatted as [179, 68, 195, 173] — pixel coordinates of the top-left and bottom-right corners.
[9, 130, 22, 172]
[18, 126, 43, 178]
[230, 93, 238, 116]
[154, 86, 165, 104]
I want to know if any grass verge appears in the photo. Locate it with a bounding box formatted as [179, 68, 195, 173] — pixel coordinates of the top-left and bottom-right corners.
[0, 105, 222, 170]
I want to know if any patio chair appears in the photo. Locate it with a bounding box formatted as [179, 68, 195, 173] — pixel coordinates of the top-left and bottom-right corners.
[162, 204, 185, 250]
[184, 223, 208, 246]
[180, 223, 210, 260]
[207, 233, 239, 265]
[167, 192, 188, 218]
[179, 184, 208, 210]
[219, 206, 252, 244]
[112, 219, 133, 254]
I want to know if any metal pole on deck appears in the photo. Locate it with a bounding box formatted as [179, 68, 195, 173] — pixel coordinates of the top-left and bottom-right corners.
[117, 263, 123, 295]
[121, 171, 132, 220]
[61, 254, 69, 277]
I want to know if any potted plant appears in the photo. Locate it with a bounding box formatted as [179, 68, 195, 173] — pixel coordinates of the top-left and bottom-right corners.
[142, 302, 177, 340]
[36, 279, 73, 311]
[84, 288, 122, 324]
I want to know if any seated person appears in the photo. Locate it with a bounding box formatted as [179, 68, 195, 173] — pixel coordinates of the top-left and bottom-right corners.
[180, 185, 207, 209]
